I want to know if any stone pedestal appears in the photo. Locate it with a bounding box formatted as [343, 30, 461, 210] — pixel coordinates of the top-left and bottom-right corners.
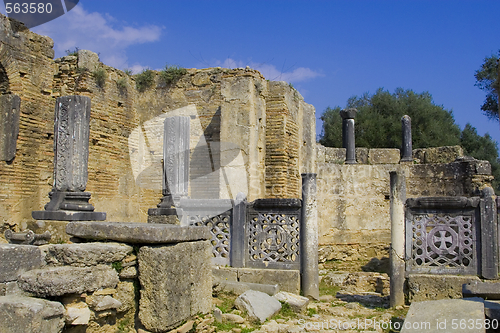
[401, 115, 413, 162]
[148, 116, 190, 223]
[340, 108, 357, 164]
[300, 173, 319, 299]
[32, 96, 105, 221]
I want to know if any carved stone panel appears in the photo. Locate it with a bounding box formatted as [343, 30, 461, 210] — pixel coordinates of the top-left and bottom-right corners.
[406, 197, 480, 275]
[0, 94, 20, 161]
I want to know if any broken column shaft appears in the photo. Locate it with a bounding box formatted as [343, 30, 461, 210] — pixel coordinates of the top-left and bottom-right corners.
[401, 115, 413, 162]
[340, 108, 357, 164]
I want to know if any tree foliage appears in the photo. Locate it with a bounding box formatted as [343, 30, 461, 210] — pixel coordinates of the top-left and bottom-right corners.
[474, 51, 499, 121]
[319, 88, 461, 148]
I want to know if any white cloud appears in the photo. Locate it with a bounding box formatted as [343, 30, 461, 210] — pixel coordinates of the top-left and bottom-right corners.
[32, 4, 162, 70]
[212, 58, 323, 83]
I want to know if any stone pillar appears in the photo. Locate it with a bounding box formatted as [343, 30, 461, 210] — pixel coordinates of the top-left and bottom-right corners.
[401, 115, 412, 162]
[300, 173, 319, 299]
[32, 96, 105, 221]
[480, 187, 498, 279]
[148, 116, 190, 224]
[0, 94, 20, 162]
[340, 108, 357, 164]
[389, 171, 406, 307]
[230, 192, 246, 268]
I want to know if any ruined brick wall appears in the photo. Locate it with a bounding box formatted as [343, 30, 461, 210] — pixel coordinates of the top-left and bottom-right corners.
[0, 15, 316, 239]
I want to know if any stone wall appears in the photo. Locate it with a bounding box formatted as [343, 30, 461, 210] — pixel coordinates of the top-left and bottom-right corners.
[0, 14, 316, 239]
[316, 144, 494, 264]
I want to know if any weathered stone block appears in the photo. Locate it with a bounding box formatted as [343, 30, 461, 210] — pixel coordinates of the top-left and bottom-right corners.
[324, 147, 346, 164]
[406, 274, 481, 302]
[212, 266, 238, 283]
[234, 290, 281, 323]
[65, 302, 91, 325]
[0, 244, 43, 282]
[424, 145, 464, 164]
[77, 49, 99, 72]
[368, 148, 400, 164]
[138, 240, 212, 332]
[401, 298, 485, 333]
[463, 280, 500, 300]
[0, 296, 65, 333]
[66, 221, 210, 243]
[18, 265, 119, 297]
[237, 268, 300, 294]
[274, 291, 309, 312]
[41, 242, 133, 266]
[215, 281, 279, 296]
[355, 148, 368, 164]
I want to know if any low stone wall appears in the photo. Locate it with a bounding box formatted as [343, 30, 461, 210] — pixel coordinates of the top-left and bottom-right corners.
[0, 223, 212, 333]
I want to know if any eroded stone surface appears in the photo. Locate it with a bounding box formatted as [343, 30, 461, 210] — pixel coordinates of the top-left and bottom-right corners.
[41, 242, 133, 266]
[234, 290, 282, 323]
[138, 240, 212, 332]
[0, 295, 65, 333]
[18, 265, 119, 297]
[0, 244, 43, 282]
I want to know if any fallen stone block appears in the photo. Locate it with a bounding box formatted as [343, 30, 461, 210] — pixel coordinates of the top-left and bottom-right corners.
[273, 291, 309, 313]
[215, 281, 279, 296]
[222, 313, 245, 324]
[485, 300, 500, 320]
[401, 297, 485, 333]
[89, 295, 122, 311]
[463, 280, 500, 300]
[138, 240, 212, 332]
[234, 290, 282, 323]
[18, 265, 119, 297]
[41, 242, 133, 266]
[0, 244, 43, 282]
[0, 295, 65, 333]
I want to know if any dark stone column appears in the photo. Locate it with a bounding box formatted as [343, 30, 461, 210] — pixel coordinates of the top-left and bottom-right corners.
[0, 94, 20, 162]
[340, 108, 357, 164]
[148, 116, 190, 224]
[401, 115, 413, 162]
[32, 96, 105, 221]
[480, 187, 498, 279]
[230, 192, 246, 268]
[300, 173, 319, 299]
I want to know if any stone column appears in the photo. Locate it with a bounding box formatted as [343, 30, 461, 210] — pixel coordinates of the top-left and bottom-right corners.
[230, 192, 246, 268]
[0, 94, 20, 162]
[300, 173, 319, 299]
[32, 96, 105, 221]
[480, 187, 498, 279]
[389, 171, 406, 307]
[148, 116, 190, 224]
[340, 108, 357, 164]
[401, 115, 412, 162]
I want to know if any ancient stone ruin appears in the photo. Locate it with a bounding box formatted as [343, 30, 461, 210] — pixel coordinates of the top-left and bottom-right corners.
[1, 12, 500, 333]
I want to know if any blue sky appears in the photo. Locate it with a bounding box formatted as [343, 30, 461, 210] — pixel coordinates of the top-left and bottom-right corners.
[2, 0, 500, 145]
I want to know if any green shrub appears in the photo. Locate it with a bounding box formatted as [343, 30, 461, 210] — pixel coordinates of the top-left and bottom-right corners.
[135, 69, 155, 92]
[92, 67, 107, 88]
[117, 77, 128, 90]
[159, 64, 187, 86]
[65, 47, 79, 57]
[123, 68, 132, 76]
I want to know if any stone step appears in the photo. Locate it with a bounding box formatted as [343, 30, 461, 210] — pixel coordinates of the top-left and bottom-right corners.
[463, 280, 500, 300]
[401, 297, 485, 333]
[215, 281, 279, 296]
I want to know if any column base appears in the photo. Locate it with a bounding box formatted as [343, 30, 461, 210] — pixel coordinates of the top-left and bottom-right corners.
[32, 190, 106, 221]
[32, 210, 106, 221]
[148, 208, 183, 225]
